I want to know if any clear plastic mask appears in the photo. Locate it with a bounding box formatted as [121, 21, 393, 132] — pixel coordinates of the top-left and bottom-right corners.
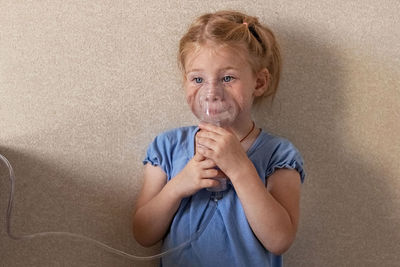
[190, 76, 239, 127]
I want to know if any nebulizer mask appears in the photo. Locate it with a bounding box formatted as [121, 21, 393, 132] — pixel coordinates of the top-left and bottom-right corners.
[189, 75, 240, 193]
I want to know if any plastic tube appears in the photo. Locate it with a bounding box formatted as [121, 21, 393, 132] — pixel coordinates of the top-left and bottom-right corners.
[0, 153, 217, 261]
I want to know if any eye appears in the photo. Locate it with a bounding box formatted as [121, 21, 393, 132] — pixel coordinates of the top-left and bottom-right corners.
[192, 77, 203, 84]
[222, 76, 234, 82]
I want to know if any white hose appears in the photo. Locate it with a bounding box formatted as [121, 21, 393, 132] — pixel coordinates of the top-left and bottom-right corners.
[0, 153, 217, 261]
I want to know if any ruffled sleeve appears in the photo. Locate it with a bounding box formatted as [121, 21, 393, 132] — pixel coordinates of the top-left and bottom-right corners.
[142, 133, 171, 177]
[265, 138, 306, 183]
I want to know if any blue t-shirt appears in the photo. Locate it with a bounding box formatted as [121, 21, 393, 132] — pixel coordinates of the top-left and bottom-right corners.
[143, 126, 305, 267]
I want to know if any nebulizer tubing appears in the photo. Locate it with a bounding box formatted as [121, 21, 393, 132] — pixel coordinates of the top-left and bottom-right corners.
[0, 153, 217, 261]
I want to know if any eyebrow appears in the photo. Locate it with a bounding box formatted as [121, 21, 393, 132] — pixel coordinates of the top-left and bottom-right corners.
[186, 66, 239, 74]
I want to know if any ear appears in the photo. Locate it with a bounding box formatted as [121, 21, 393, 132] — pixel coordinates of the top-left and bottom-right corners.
[253, 68, 270, 97]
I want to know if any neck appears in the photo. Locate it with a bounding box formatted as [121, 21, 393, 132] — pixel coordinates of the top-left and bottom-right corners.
[239, 121, 255, 142]
[223, 117, 256, 142]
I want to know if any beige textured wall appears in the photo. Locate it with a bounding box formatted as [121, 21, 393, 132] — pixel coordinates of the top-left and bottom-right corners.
[1, 1, 399, 266]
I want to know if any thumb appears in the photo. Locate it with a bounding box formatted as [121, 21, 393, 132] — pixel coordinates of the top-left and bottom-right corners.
[194, 149, 206, 162]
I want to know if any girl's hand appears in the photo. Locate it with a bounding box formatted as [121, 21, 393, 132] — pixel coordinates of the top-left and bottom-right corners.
[170, 152, 221, 199]
[196, 123, 252, 178]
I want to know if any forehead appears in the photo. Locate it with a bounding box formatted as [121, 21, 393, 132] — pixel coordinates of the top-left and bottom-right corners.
[184, 42, 249, 72]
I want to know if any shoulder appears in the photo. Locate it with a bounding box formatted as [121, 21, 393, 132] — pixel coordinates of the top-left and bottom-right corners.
[257, 130, 299, 153]
[146, 125, 198, 159]
[143, 126, 197, 178]
[272, 134, 300, 154]
[258, 130, 306, 183]
[153, 126, 198, 145]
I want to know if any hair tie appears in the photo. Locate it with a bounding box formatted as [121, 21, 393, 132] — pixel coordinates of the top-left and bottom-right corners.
[243, 21, 262, 45]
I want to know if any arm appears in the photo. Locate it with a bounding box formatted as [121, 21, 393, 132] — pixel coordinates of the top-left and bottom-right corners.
[196, 124, 301, 254]
[230, 164, 301, 255]
[133, 153, 220, 247]
[132, 164, 182, 247]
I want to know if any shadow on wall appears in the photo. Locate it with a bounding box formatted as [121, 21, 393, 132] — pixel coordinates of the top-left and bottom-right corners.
[254, 22, 400, 266]
[0, 146, 158, 267]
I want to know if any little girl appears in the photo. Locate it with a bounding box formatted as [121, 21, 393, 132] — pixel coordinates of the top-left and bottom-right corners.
[133, 10, 305, 267]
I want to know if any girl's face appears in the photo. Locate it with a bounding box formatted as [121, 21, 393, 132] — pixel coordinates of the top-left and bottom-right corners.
[184, 43, 264, 126]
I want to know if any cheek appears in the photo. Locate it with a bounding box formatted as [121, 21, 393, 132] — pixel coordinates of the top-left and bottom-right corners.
[230, 88, 252, 111]
[184, 85, 199, 107]
[235, 97, 248, 111]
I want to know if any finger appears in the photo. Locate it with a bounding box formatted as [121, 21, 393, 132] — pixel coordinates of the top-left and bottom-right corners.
[196, 146, 213, 159]
[199, 158, 216, 169]
[200, 178, 220, 189]
[193, 151, 205, 162]
[197, 136, 217, 150]
[198, 122, 227, 135]
[196, 130, 221, 142]
[201, 168, 219, 178]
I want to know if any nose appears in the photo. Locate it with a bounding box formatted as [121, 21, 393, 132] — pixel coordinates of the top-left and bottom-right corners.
[204, 82, 224, 102]
[205, 92, 221, 102]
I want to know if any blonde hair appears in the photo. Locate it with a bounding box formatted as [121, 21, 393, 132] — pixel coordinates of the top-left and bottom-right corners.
[178, 10, 282, 102]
